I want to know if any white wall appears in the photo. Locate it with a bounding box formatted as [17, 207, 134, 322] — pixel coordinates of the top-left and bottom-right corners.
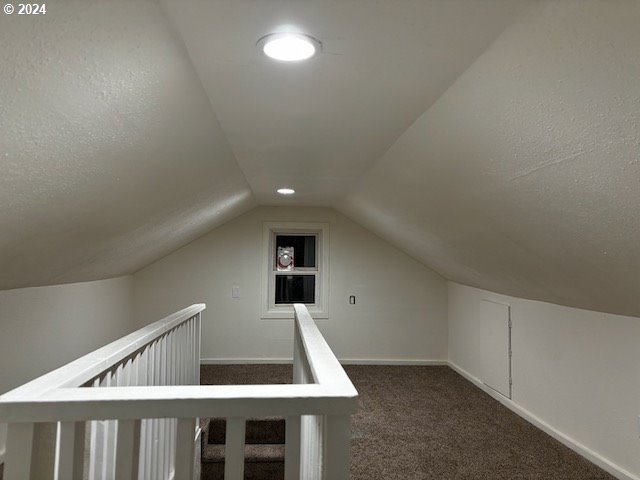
[133, 206, 448, 363]
[448, 282, 640, 479]
[0, 275, 134, 461]
[341, 0, 640, 319]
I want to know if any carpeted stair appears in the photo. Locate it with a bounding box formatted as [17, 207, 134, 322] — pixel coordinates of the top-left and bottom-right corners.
[201, 417, 285, 480]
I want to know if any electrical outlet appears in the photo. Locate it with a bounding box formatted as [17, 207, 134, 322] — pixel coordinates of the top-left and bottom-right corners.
[231, 285, 240, 298]
[349, 295, 356, 305]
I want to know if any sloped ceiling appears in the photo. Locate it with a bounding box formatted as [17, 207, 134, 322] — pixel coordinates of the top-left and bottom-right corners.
[0, 1, 254, 289]
[1, 1, 638, 317]
[163, 0, 528, 205]
[340, 0, 640, 317]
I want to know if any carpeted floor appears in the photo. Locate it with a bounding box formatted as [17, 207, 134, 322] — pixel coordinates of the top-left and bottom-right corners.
[201, 364, 616, 480]
[0, 365, 616, 480]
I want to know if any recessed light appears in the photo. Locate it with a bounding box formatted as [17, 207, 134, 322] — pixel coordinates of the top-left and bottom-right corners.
[258, 33, 321, 62]
[277, 188, 295, 195]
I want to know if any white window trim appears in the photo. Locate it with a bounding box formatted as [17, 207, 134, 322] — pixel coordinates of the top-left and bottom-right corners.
[261, 222, 329, 319]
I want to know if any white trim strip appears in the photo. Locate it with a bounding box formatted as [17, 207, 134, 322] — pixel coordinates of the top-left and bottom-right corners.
[448, 362, 639, 480]
[200, 358, 293, 365]
[339, 359, 447, 366]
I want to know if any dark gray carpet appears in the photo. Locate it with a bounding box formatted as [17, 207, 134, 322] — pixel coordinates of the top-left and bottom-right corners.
[200, 364, 616, 480]
[0, 365, 616, 480]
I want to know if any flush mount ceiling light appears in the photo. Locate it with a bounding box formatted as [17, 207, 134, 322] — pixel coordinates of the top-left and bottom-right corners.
[277, 188, 295, 195]
[258, 32, 321, 62]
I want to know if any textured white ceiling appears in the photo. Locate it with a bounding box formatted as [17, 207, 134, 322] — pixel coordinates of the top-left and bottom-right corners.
[163, 0, 528, 205]
[1, 0, 637, 317]
[340, 0, 640, 317]
[0, 1, 254, 289]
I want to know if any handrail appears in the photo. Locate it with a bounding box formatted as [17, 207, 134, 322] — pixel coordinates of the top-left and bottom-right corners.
[0, 385, 355, 422]
[0, 304, 358, 422]
[293, 304, 356, 392]
[1, 304, 206, 399]
[0, 302, 358, 480]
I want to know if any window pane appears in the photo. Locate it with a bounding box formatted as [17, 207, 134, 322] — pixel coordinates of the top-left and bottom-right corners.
[275, 275, 315, 304]
[275, 235, 316, 268]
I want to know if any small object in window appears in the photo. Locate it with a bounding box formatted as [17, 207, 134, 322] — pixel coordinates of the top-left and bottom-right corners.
[277, 246, 294, 271]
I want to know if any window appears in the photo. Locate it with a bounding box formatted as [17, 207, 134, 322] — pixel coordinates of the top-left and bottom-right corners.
[261, 222, 329, 319]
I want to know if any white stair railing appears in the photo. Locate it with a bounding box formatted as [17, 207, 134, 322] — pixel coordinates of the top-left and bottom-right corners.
[0, 303, 358, 480]
[1, 304, 203, 480]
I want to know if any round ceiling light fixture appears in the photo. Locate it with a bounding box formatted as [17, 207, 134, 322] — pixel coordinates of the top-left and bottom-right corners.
[258, 32, 321, 62]
[277, 187, 295, 195]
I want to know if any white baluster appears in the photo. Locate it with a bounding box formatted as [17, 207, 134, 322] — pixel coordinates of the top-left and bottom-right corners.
[186, 318, 192, 384]
[103, 370, 116, 480]
[170, 329, 177, 475]
[178, 324, 184, 385]
[137, 347, 149, 480]
[183, 317, 189, 361]
[224, 417, 246, 480]
[54, 421, 76, 480]
[172, 328, 178, 385]
[115, 358, 140, 480]
[161, 333, 170, 478]
[171, 330, 177, 474]
[163, 334, 170, 479]
[186, 321, 191, 384]
[150, 341, 159, 480]
[196, 313, 202, 385]
[170, 329, 178, 475]
[4, 422, 34, 480]
[190, 317, 196, 384]
[174, 418, 195, 480]
[89, 378, 100, 480]
[123, 358, 132, 386]
[143, 343, 154, 480]
[300, 414, 322, 480]
[159, 335, 167, 480]
[184, 320, 190, 384]
[183, 322, 188, 384]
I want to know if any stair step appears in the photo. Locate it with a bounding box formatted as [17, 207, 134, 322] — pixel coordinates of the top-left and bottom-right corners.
[202, 444, 285, 464]
[207, 417, 286, 445]
[201, 460, 283, 480]
[200, 418, 286, 480]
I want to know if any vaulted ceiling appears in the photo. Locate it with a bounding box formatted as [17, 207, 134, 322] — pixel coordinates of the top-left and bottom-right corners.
[1, 1, 638, 316]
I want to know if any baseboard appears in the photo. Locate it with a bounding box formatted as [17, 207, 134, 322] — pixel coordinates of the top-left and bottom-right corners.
[200, 358, 447, 366]
[447, 362, 639, 480]
[201, 358, 293, 364]
[339, 359, 447, 366]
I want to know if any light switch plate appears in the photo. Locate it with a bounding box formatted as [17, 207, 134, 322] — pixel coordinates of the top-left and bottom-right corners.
[231, 286, 240, 298]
